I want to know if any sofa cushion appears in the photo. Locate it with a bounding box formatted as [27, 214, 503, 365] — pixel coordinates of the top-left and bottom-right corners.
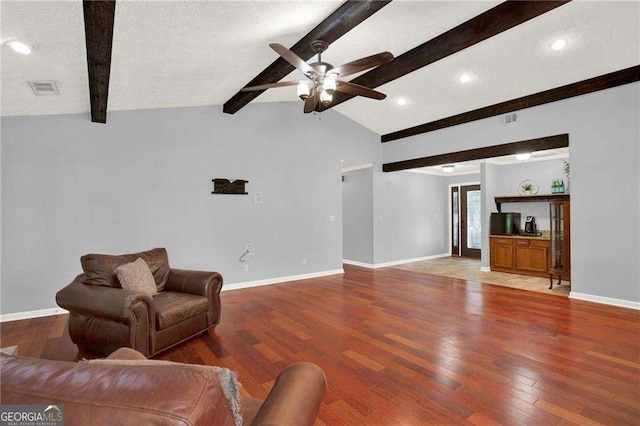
[80, 247, 170, 291]
[115, 258, 158, 296]
[154, 291, 209, 330]
[83, 358, 242, 426]
[0, 354, 238, 426]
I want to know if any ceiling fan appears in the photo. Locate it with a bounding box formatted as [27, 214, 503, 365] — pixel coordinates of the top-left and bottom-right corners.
[241, 40, 394, 113]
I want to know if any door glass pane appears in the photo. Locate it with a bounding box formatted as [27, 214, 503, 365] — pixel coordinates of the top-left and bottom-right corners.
[467, 190, 482, 249]
[452, 191, 459, 248]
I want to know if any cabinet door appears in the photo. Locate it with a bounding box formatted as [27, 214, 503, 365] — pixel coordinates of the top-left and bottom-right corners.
[515, 245, 549, 275]
[550, 200, 571, 281]
[491, 241, 514, 270]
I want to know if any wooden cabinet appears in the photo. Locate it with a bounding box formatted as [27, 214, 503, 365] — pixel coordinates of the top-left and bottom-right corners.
[490, 237, 514, 271]
[549, 200, 570, 288]
[490, 236, 550, 278]
[515, 239, 549, 276]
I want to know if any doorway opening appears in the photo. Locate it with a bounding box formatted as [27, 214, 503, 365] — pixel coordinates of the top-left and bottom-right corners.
[450, 184, 481, 258]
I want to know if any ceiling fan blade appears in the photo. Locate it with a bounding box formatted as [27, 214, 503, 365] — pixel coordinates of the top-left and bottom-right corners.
[331, 52, 394, 78]
[335, 81, 386, 100]
[240, 80, 304, 92]
[270, 43, 318, 79]
[304, 92, 318, 114]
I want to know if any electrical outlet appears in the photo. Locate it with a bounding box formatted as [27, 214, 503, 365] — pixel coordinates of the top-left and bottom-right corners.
[254, 192, 263, 204]
[329, 215, 335, 222]
[246, 243, 255, 253]
[244, 264, 249, 272]
[302, 258, 307, 265]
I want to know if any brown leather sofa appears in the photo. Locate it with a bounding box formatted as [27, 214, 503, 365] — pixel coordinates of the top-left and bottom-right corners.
[56, 248, 222, 357]
[0, 348, 327, 426]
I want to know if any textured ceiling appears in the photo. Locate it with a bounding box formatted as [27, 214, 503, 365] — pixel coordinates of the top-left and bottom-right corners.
[1, 1, 639, 136]
[334, 1, 640, 134]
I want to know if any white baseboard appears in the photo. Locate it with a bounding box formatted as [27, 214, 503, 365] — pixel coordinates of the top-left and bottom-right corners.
[480, 266, 491, 272]
[569, 292, 640, 310]
[342, 259, 375, 268]
[223, 268, 344, 292]
[344, 253, 449, 269]
[0, 270, 345, 320]
[0, 307, 69, 323]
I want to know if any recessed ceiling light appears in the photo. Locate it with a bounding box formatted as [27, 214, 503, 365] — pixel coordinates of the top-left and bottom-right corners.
[516, 153, 532, 161]
[458, 73, 472, 84]
[395, 97, 407, 106]
[550, 38, 568, 51]
[6, 40, 32, 55]
[441, 165, 455, 173]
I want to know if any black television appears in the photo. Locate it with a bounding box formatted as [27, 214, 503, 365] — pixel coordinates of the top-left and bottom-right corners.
[490, 213, 521, 235]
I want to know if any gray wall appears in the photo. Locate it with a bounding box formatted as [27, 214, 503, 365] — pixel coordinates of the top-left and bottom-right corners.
[342, 167, 373, 264]
[384, 83, 640, 303]
[480, 163, 500, 269]
[491, 159, 568, 231]
[1, 102, 380, 314]
[445, 173, 481, 186]
[373, 171, 448, 264]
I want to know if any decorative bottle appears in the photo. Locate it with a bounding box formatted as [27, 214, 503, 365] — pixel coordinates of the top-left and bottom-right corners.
[559, 179, 564, 193]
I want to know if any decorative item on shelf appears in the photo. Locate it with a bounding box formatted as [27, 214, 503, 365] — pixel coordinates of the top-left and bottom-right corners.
[518, 180, 539, 196]
[212, 179, 248, 195]
[562, 160, 570, 193]
[552, 179, 565, 194]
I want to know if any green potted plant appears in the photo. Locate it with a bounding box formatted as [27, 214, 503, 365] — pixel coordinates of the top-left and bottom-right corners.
[521, 182, 534, 195]
[563, 160, 570, 193]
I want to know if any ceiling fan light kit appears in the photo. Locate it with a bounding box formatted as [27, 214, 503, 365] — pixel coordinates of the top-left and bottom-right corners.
[241, 39, 394, 113]
[297, 81, 311, 100]
[5, 39, 32, 55]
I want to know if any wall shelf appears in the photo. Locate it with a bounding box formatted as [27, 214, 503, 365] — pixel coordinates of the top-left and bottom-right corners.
[495, 194, 569, 212]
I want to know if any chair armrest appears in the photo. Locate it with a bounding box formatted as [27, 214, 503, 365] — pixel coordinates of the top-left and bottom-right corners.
[106, 348, 148, 360]
[56, 277, 154, 324]
[165, 269, 223, 297]
[250, 362, 326, 426]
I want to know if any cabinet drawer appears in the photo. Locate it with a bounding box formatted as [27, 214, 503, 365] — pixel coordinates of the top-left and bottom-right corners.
[531, 239, 550, 248]
[515, 239, 530, 247]
[491, 238, 513, 245]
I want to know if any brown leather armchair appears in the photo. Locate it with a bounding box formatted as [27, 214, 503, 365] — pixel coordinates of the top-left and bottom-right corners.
[1, 348, 327, 426]
[56, 248, 222, 357]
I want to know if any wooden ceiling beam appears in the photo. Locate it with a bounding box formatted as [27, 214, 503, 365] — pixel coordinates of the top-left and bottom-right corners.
[382, 65, 640, 142]
[83, 0, 116, 124]
[323, 1, 570, 111]
[383, 134, 569, 173]
[223, 0, 391, 115]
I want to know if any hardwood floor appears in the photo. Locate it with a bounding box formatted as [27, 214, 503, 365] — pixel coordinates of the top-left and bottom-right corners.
[2, 265, 639, 425]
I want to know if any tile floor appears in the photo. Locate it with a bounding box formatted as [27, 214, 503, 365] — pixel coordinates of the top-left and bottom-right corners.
[394, 256, 570, 297]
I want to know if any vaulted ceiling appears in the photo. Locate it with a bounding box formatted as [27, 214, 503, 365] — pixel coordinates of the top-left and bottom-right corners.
[1, 1, 639, 136]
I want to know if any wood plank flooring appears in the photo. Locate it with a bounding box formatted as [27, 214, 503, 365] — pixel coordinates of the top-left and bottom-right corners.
[2, 265, 639, 425]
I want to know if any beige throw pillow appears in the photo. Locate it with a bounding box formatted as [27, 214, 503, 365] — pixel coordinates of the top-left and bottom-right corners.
[115, 258, 158, 296]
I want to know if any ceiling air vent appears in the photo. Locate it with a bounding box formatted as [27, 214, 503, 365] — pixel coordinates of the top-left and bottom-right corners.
[501, 112, 518, 125]
[29, 81, 59, 96]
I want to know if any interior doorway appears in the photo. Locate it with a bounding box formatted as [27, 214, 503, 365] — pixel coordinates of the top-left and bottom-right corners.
[451, 184, 481, 258]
